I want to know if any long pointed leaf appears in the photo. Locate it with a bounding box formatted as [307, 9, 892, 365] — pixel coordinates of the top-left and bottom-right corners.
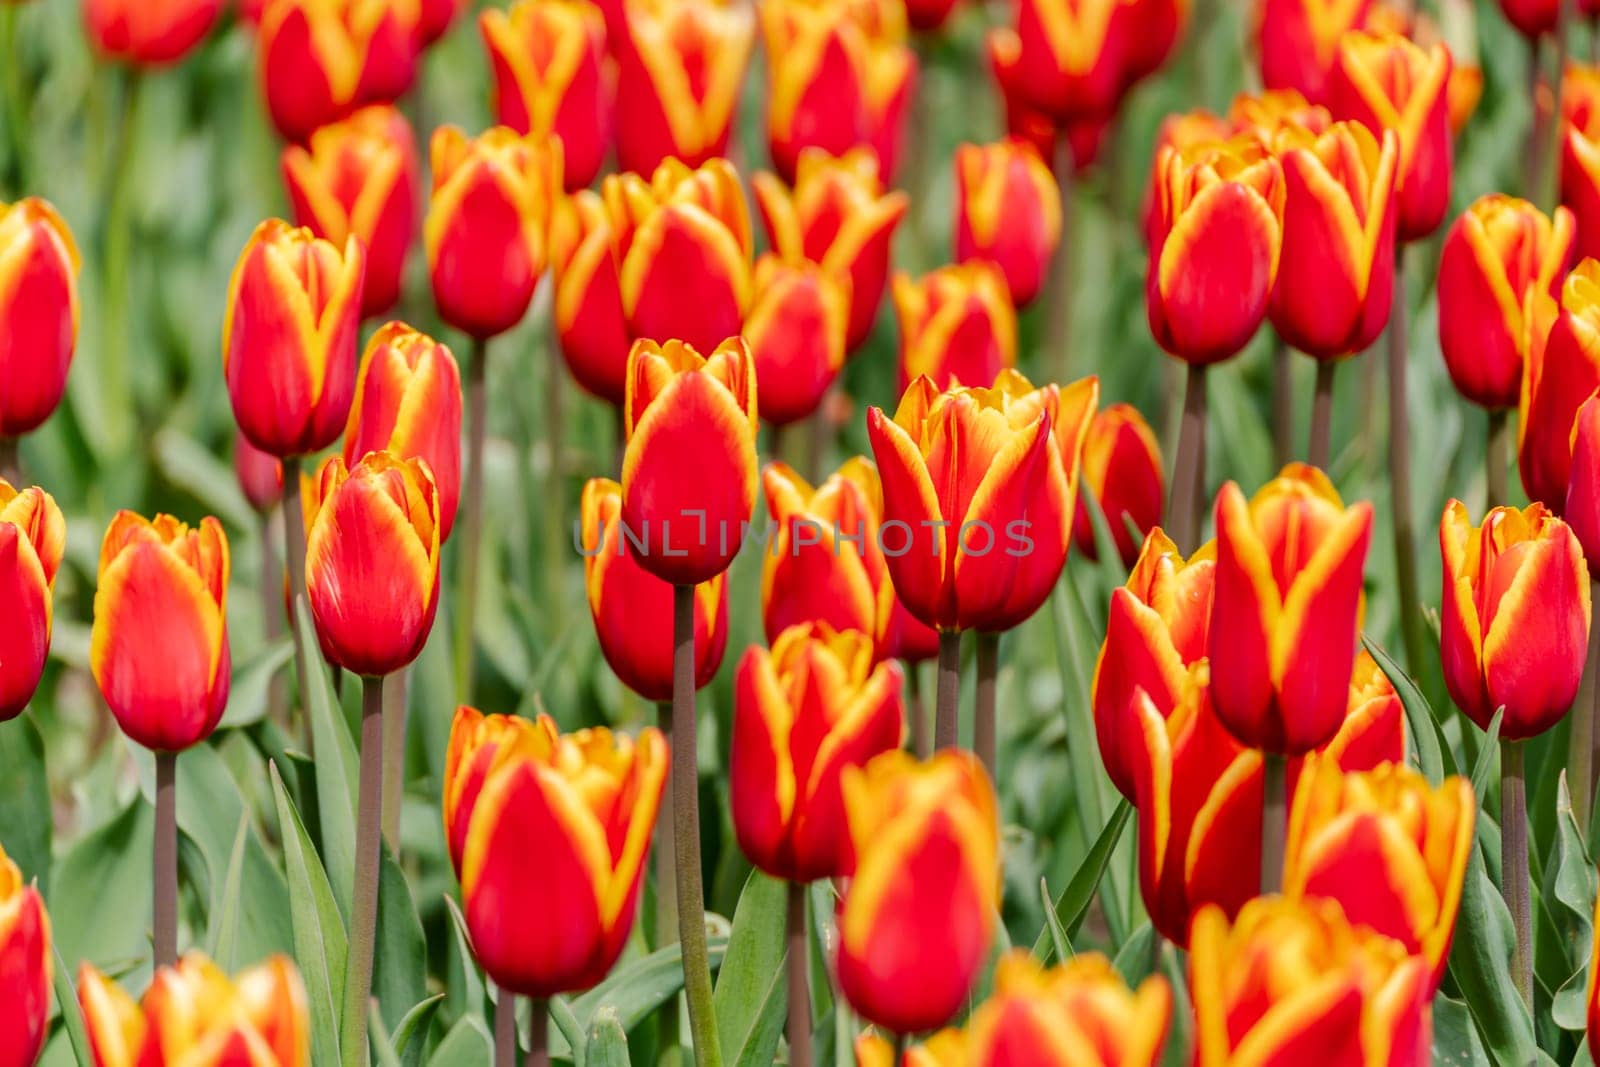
[1031, 800, 1132, 961]
[296, 600, 360, 919]
[1364, 634, 1453, 782]
[714, 871, 787, 1067]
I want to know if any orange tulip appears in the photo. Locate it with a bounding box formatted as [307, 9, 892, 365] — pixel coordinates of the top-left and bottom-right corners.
[1520, 259, 1600, 505]
[732, 622, 904, 882]
[893, 263, 1017, 392]
[1209, 464, 1373, 754]
[257, 0, 420, 143]
[836, 750, 999, 1035]
[83, 0, 220, 65]
[234, 431, 284, 514]
[1189, 897, 1433, 1066]
[1566, 393, 1600, 566]
[1439, 499, 1591, 739]
[0, 198, 79, 438]
[79, 953, 309, 1067]
[620, 337, 759, 585]
[425, 125, 560, 340]
[551, 190, 633, 406]
[613, 0, 754, 174]
[1072, 402, 1164, 565]
[753, 148, 908, 351]
[461, 715, 667, 996]
[953, 139, 1062, 308]
[0, 844, 49, 1067]
[223, 219, 366, 458]
[1254, 0, 1374, 104]
[91, 512, 230, 753]
[0, 480, 63, 722]
[480, 0, 611, 190]
[579, 478, 729, 702]
[744, 254, 848, 426]
[1438, 195, 1573, 410]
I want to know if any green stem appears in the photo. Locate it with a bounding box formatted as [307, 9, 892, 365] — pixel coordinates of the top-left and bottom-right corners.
[543, 332, 566, 635]
[1260, 752, 1286, 894]
[1388, 250, 1427, 675]
[1487, 408, 1511, 511]
[974, 632, 999, 779]
[0, 3, 26, 194]
[906, 661, 929, 758]
[786, 881, 813, 1067]
[655, 700, 679, 948]
[101, 71, 142, 447]
[1501, 738, 1534, 1009]
[1168, 363, 1208, 553]
[1569, 583, 1600, 832]
[340, 676, 387, 1067]
[935, 631, 961, 752]
[456, 337, 489, 703]
[495, 987, 520, 1067]
[1308, 359, 1335, 472]
[281, 456, 313, 751]
[154, 751, 178, 968]
[1271, 339, 1293, 469]
[892, 1033, 907, 1064]
[528, 998, 548, 1067]
[1526, 37, 1546, 203]
[380, 669, 409, 852]
[1552, 0, 1577, 212]
[260, 512, 287, 730]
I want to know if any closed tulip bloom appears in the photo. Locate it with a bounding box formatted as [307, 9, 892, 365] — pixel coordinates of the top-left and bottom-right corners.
[257, 0, 420, 143]
[1520, 260, 1600, 506]
[836, 750, 999, 1034]
[0, 198, 79, 438]
[745, 255, 848, 426]
[234, 432, 284, 514]
[83, 0, 220, 65]
[613, 0, 754, 175]
[481, 0, 611, 190]
[91, 512, 230, 753]
[1147, 134, 1284, 364]
[223, 219, 366, 458]
[550, 191, 632, 405]
[442, 705, 548, 877]
[425, 125, 559, 340]
[1497, 0, 1600, 37]
[462, 719, 667, 996]
[1566, 393, 1600, 565]
[953, 140, 1062, 308]
[754, 149, 908, 351]
[893, 262, 1018, 391]
[732, 623, 904, 882]
[1563, 66, 1600, 264]
[1437, 196, 1573, 410]
[1209, 464, 1373, 754]
[621, 338, 758, 585]
[0, 481, 63, 723]
[580, 478, 729, 702]
[1439, 500, 1591, 738]
[1073, 402, 1165, 565]
[1229, 86, 1332, 136]
[1139, 108, 1235, 247]
[417, 0, 466, 44]
[1121, 0, 1190, 87]
[0, 845, 49, 1067]
[1255, 0, 1373, 104]
[1003, 0, 1131, 122]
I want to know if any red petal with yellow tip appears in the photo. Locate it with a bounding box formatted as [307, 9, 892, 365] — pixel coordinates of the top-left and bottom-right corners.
[865, 406, 947, 628]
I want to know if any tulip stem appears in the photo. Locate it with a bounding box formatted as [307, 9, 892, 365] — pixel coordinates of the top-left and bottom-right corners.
[0, 436, 17, 484]
[153, 750, 178, 969]
[786, 881, 813, 1067]
[935, 631, 961, 751]
[1308, 360, 1335, 472]
[1570, 585, 1600, 830]
[1260, 752, 1285, 895]
[1501, 738, 1534, 1008]
[528, 998, 548, 1067]
[1388, 251, 1427, 675]
[1168, 363, 1207, 553]
[260, 511, 287, 729]
[654, 701, 681, 1055]
[892, 1034, 906, 1063]
[906, 661, 930, 758]
[1526, 39, 1546, 203]
[494, 988, 519, 1067]
[456, 337, 489, 703]
[543, 332, 567, 635]
[670, 584, 722, 1067]
[1048, 138, 1077, 384]
[340, 675, 387, 1067]
[1487, 408, 1511, 510]
[1553, 0, 1577, 213]
[380, 669, 408, 853]
[974, 631, 999, 779]
[1271, 339, 1293, 469]
[281, 456, 312, 746]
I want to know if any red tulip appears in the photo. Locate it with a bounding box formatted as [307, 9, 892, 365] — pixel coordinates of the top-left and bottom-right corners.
[257, 0, 420, 143]
[233, 432, 284, 514]
[0, 844, 49, 1067]
[0, 197, 80, 438]
[1519, 259, 1600, 507]
[83, 0, 220, 66]
[1255, 0, 1373, 104]
[551, 190, 633, 406]
[417, 0, 466, 45]
[953, 139, 1062, 308]
[0, 480, 64, 722]
[744, 255, 848, 426]
[893, 262, 1017, 392]
[1566, 392, 1600, 566]
[1073, 402, 1164, 565]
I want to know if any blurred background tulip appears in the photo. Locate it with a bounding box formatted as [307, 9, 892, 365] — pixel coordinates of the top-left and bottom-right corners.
[551, 190, 633, 406]
[417, 0, 466, 45]
[1520, 259, 1600, 506]
[1073, 402, 1164, 565]
[995, 0, 1129, 123]
[0, 480, 62, 722]
[744, 255, 848, 426]
[952, 139, 1062, 308]
[1255, 0, 1373, 104]
[0, 843, 48, 1067]
[83, 0, 220, 66]
[233, 431, 284, 515]
[1566, 393, 1600, 566]
[893, 262, 1017, 391]
[256, 0, 420, 143]
[0, 198, 79, 442]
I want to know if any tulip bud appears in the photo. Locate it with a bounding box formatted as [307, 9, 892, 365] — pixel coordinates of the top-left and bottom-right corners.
[1229, 87, 1332, 136]
[0, 480, 64, 723]
[303, 452, 440, 678]
[0, 198, 79, 439]
[953, 140, 1062, 308]
[461, 716, 667, 995]
[91, 512, 230, 753]
[613, 0, 755, 175]
[442, 705, 546, 877]
[1139, 108, 1235, 247]
[732, 623, 904, 882]
[257, 0, 420, 143]
[1121, 0, 1189, 87]
[1439, 499, 1591, 739]
[1520, 260, 1600, 505]
[1566, 393, 1600, 565]
[223, 220, 366, 458]
[281, 105, 419, 319]
[425, 125, 559, 340]
[1437, 195, 1572, 410]
[418, 0, 466, 45]
[0, 844, 49, 1067]
[744, 255, 848, 426]
[1496, 0, 1600, 37]
[234, 432, 284, 515]
[550, 191, 633, 406]
[83, 0, 220, 66]
[342, 323, 463, 541]
[1073, 402, 1164, 565]
[1256, 0, 1373, 104]
[480, 0, 611, 191]
[836, 750, 999, 1034]
[580, 478, 729, 701]
[893, 262, 1018, 392]
[1002, 0, 1131, 122]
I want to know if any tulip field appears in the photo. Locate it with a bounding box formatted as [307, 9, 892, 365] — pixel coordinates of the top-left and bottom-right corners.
[13, 0, 1600, 1064]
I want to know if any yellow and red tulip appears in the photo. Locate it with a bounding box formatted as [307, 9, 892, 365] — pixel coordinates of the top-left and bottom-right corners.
[855, 1030, 967, 1067]
[1520, 260, 1600, 506]
[1120, 0, 1190, 88]
[1209, 464, 1373, 754]
[1497, 0, 1600, 37]
[1566, 393, 1600, 566]
[0, 480, 64, 722]
[551, 190, 633, 406]
[1439, 499, 1591, 739]
[417, 0, 466, 44]
[835, 749, 999, 1035]
[0, 198, 79, 438]
[1139, 108, 1235, 247]
[90, 512, 230, 753]
[222, 219, 366, 458]
[83, 0, 219, 65]
[425, 125, 560, 340]
[1072, 402, 1164, 566]
[234, 432, 284, 515]
[1562, 66, 1600, 264]
[580, 478, 729, 702]
[744, 254, 848, 426]
[341, 323, 463, 541]
[893, 262, 1018, 392]
[443, 705, 545, 877]
[732, 622, 904, 882]
[460, 715, 667, 996]
[1254, 0, 1374, 104]
[1229, 86, 1332, 137]
[998, 0, 1130, 122]
[621, 337, 759, 585]
[0, 844, 49, 1067]
[953, 139, 1062, 308]
[480, 0, 611, 191]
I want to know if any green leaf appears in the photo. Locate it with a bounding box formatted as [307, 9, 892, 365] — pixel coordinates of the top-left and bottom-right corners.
[1432, 994, 1492, 1066]
[585, 1007, 629, 1067]
[151, 426, 256, 531]
[549, 996, 586, 1066]
[442, 894, 487, 1024]
[428, 1015, 492, 1067]
[50, 796, 152, 972]
[1030, 800, 1133, 961]
[1447, 839, 1536, 1065]
[1549, 774, 1596, 1033]
[1039, 878, 1070, 963]
[296, 599, 360, 919]
[208, 811, 250, 971]
[549, 938, 732, 1058]
[371, 1004, 403, 1067]
[0, 714, 52, 897]
[391, 995, 447, 1067]
[1110, 922, 1156, 986]
[1364, 634, 1454, 782]
[220, 637, 295, 729]
[50, 941, 90, 1066]
[374, 841, 428, 1034]
[1469, 709, 1503, 806]
[714, 871, 788, 1067]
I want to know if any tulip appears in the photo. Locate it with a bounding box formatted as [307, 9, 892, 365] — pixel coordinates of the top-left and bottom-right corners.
[551, 191, 633, 406]
[835, 749, 999, 1035]
[732, 623, 904, 882]
[256, 0, 420, 143]
[1449, 62, 1483, 135]
[461, 716, 668, 995]
[1073, 402, 1165, 565]
[903, 0, 957, 31]
[1439, 499, 1591, 739]
[342, 323, 463, 541]
[619, 338, 758, 586]
[1255, 0, 1373, 104]
[1497, 0, 1600, 37]
[0, 844, 49, 1067]
[1310, 649, 1405, 793]
[91, 511, 230, 752]
[1209, 464, 1373, 755]
[442, 705, 547, 877]
[1563, 66, 1600, 264]
[613, 0, 754, 175]
[1328, 31, 1452, 242]
[1229, 87, 1332, 137]
[1438, 195, 1573, 410]
[0, 480, 63, 722]
[744, 254, 848, 426]
[999, 0, 1130, 122]
[753, 149, 908, 351]
[1189, 897, 1433, 1066]
[1285, 756, 1473, 981]
[480, 0, 611, 190]
[855, 1031, 966, 1067]
[1520, 260, 1600, 506]
[0, 197, 79, 439]
[1567, 393, 1600, 565]
[893, 262, 1018, 391]
[83, 0, 220, 65]
[1139, 108, 1235, 247]
[1120, 0, 1189, 88]
[303, 451, 441, 678]
[952, 139, 1062, 308]
[234, 432, 284, 515]
[79, 953, 310, 1067]
[417, 0, 465, 45]
[223, 219, 366, 458]
[579, 478, 729, 702]
[425, 125, 559, 340]
[281, 105, 418, 319]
